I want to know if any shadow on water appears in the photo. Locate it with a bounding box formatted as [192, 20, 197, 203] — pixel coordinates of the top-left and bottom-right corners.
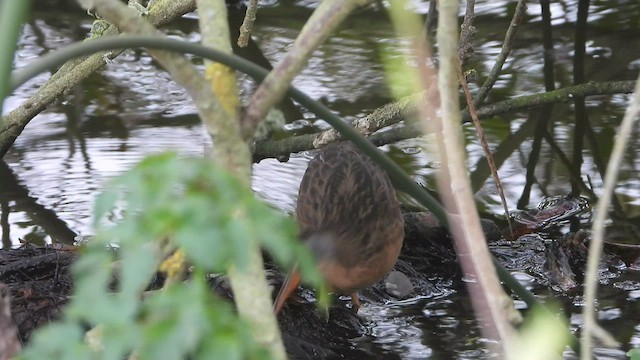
[0, 160, 77, 246]
[2, 0, 640, 358]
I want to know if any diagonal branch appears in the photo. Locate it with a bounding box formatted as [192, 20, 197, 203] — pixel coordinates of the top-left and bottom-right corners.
[237, 0, 259, 47]
[581, 71, 640, 360]
[0, 0, 196, 158]
[86, 0, 235, 167]
[473, 0, 527, 106]
[241, 0, 365, 139]
[437, 0, 515, 354]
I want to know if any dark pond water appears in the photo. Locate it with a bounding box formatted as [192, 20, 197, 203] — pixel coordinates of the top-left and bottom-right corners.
[2, 0, 640, 358]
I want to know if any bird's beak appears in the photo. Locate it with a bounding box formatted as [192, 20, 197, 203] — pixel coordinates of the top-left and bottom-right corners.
[273, 265, 301, 314]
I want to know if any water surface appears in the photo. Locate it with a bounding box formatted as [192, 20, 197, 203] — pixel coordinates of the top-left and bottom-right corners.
[2, 1, 640, 358]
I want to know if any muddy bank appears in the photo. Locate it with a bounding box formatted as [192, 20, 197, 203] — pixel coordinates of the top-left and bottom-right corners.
[1, 211, 605, 359]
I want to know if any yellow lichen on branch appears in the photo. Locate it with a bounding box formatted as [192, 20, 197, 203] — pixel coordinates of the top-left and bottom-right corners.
[205, 62, 240, 118]
[196, 0, 287, 358]
[159, 249, 186, 284]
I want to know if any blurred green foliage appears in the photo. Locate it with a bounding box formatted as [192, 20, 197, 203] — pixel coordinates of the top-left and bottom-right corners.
[0, 0, 30, 117]
[20, 152, 322, 359]
[512, 304, 570, 360]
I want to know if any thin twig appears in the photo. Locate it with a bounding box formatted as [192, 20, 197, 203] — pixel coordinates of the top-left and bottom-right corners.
[581, 73, 640, 360]
[458, 0, 476, 67]
[473, 0, 527, 106]
[437, 0, 515, 354]
[242, 0, 363, 140]
[457, 66, 513, 236]
[459, 0, 513, 236]
[237, 0, 258, 47]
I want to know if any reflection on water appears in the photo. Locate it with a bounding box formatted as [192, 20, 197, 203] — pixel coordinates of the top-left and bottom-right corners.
[2, 0, 640, 358]
[5, 114, 210, 238]
[253, 154, 312, 214]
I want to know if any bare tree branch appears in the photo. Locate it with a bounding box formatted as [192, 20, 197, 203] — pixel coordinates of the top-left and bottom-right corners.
[253, 80, 636, 161]
[237, 0, 259, 47]
[241, 0, 365, 139]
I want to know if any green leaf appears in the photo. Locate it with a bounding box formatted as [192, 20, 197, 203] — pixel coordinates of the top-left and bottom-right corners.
[67, 249, 118, 323]
[98, 323, 141, 360]
[93, 189, 119, 228]
[119, 242, 160, 300]
[511, 304, 570, 360]
[24, 152, 321, 359]
[18, 323, 90, 360]
[174, 224, 227, 271]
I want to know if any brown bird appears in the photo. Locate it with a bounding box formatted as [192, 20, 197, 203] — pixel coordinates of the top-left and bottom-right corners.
[0, 284, 21, 360]
[274, 141, 404, 313]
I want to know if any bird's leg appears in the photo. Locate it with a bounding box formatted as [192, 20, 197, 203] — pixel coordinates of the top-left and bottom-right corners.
[350, 292, 361, 313]
[273, 265, 301, 314]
